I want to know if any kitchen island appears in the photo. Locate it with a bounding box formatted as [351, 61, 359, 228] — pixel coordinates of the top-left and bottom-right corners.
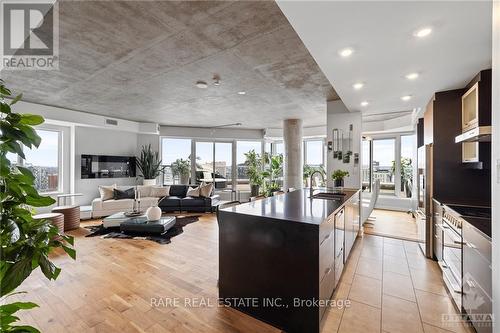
[218, 188, 360, 333]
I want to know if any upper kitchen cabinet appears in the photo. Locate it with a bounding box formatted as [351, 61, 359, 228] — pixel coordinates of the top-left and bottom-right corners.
[461, 69, 492, 133]
[455, 69, 492, 167]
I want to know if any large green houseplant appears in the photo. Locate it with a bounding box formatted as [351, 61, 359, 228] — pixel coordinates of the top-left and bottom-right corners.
[137, 144, 165, 185]
[262, 153, 283, 196]
[244, 149, 264, 196]
[171, 158, 191, 184]
[0, 79, 76, 332]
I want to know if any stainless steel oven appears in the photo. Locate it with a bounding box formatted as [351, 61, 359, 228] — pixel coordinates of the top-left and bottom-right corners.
[437, 206, 464, 309]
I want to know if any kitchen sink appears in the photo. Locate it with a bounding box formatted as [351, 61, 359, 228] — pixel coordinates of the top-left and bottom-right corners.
[310, 192, 345, 200]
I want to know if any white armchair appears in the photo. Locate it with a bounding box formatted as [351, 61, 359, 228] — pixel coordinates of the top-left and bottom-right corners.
[361, 179, 381, 225]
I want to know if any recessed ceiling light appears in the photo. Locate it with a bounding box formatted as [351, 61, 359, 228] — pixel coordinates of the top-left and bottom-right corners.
[405, 72, 419, 80]
[360, 101, 369, 107]
[196, 81, 208, 89]
[237, 91, 246, 95]
[353, 82, 364, 90]
[414, 27, 432, 38]
[401, 95, 412, 101]
[338, 47, 354, 57]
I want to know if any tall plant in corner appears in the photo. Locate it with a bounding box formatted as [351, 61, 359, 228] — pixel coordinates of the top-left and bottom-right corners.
[0, 79, 76, 332]
[137, 144, 165, 185]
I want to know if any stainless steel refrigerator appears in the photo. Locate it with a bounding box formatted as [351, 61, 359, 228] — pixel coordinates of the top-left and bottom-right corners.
[417, 144, 433, 258]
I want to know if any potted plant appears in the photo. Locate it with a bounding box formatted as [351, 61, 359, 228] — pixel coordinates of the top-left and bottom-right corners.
[137, 144, 164, 186]
[331, 169, 349, 187]
[262, 153, 283, 196]
[244, 149, 264, 196]
[303, 165, 325, 187]
[171, 158, 191, 184]
[0, 79, 76, 331]
[392, 157, 413, 198]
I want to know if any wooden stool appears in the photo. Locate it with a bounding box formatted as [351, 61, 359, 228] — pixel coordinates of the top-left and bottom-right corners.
[52, 206, 80, 231]
[33, 213, 64, 240]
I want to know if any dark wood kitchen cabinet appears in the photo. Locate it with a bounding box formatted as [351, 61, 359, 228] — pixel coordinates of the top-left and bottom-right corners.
[218, 189, 361, 333]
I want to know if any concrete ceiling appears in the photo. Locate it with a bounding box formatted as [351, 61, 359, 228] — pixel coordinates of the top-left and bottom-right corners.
[277, 1, 492, 117]
[1, 1, 337, 129]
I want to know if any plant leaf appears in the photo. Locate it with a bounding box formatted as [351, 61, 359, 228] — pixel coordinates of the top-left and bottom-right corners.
[61, 245, 76, 260]
[9, 93, 23, 105]
[19, 114, 44, 126]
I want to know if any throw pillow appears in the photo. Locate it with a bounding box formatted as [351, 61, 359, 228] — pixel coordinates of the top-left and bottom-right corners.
[137, 185, 152, 198]
[98, 184, 116, 201]
[113, 188, 135, 200]
[186, 186, 200, 197]
[199, 183, 213, 197]
[151, 186, 170, 197]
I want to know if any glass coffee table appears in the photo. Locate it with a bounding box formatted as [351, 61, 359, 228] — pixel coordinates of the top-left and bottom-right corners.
[103, 212, 176, 235]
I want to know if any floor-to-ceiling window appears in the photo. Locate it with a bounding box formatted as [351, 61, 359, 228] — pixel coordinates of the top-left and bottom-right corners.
[23, 129, 61, 193]
[362, 133, 416, 198]
[304, 139, 324, 167]
[236, 141, 262, 191]
[361, 139, 372, 192]
[400, 134, 415, 198]
[372, 138, 396, 195]
[161, 138, 191, 184]
[214, 142, 232, 189]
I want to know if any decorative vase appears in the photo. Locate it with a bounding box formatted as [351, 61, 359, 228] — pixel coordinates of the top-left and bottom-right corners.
[146, 206, 162, 221]
[180, 174, 189, 185]
[143, 179, 156, 186]
[334, 179, 344, 187]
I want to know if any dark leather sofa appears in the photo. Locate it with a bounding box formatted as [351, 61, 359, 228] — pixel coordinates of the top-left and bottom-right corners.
[158, 185, 216, 213]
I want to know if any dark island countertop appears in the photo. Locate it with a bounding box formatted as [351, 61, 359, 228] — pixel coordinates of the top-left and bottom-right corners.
[221, 188, 360, 225]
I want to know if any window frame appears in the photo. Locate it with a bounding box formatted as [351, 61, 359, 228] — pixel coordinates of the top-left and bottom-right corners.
[363, 132, 416, 198]
[17, 126, 63, 194]
[303, 138, 325, 167]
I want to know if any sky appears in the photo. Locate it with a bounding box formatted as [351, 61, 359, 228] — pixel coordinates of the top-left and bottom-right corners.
[8, 129, 59, 167]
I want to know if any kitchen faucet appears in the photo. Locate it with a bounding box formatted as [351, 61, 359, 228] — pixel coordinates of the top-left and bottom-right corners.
[309, 170, 325, 198]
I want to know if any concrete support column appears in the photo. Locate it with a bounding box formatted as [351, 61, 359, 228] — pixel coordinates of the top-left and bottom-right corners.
[283, 119, 303, 190]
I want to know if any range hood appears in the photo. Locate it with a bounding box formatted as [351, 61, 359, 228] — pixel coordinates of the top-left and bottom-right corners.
[455, 126, 492, 143]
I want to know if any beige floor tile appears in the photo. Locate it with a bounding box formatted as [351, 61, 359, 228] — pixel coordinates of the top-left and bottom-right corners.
[340, 265, 356, 285]
[349, 274, 382, 308]
[356, 257, 383, 280]
[383, 255, 410, 276]
[361, 244, 384, 260]
[338, 300, 381, 333]
[415, 290, 469, 333]
[384, 237, 404, 245]
[382, 295, 423, 333]
[322, 282, 352, 333]
[406, 253, 442, 273]
[361, 235, 384, 248]
[410, 268, 448, 296]
[404, 241, 422, 254]
[383, 243, 407, 258]
[383, 271, 416, 301]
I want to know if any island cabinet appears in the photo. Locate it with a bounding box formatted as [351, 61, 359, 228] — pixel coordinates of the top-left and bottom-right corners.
[218, 189, 361, 333]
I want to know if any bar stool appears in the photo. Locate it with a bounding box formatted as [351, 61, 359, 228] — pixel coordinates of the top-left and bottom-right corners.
[52, 206, 80, 231]
[33, 213, 64, 240]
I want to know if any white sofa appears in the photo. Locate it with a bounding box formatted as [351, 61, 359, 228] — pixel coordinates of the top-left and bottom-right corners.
[91, 185, 165, 218]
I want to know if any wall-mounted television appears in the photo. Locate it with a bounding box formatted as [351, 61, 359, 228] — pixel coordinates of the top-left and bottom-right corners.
[81, 154, 136, 179]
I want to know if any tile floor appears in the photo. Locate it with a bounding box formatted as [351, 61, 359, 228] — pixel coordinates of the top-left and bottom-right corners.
[321, 234, 474, 333]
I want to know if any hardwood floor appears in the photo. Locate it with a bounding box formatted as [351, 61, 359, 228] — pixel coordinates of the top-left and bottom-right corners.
[363, 209, 422, 242]
[12, 213, 471, 333]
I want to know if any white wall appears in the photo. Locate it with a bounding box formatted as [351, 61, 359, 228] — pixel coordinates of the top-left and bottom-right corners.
[74, 127, 140, 205]
[326, 100, 362, 188]
[491, 1, 499, 329]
